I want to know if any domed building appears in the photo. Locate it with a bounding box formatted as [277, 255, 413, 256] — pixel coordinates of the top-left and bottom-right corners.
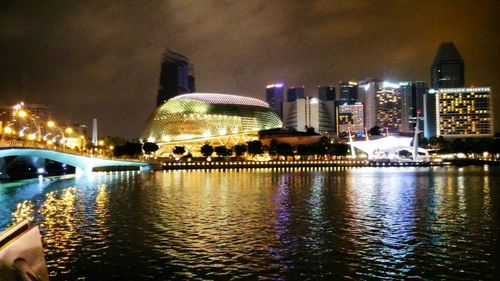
[141, 93, 283, 156]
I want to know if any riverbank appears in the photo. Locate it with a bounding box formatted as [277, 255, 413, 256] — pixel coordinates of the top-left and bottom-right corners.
[160, 159, 441, 170]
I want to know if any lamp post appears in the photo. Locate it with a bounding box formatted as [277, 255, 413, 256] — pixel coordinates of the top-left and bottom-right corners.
[47, 120, 66, 147]
[16, 109, 42, 142]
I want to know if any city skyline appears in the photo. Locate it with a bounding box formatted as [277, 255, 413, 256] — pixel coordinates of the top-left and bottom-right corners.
[0, 0, 498, 138]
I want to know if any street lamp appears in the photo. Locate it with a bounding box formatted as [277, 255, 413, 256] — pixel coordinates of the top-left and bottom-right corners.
[47, 120, 66, 146]
[16, 110, 41, 142]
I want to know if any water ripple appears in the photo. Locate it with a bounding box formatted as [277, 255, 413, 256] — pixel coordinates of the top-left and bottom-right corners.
[0, 167, 498, 280]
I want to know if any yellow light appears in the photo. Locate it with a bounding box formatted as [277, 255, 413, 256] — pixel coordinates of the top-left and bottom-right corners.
[47, 120, 55, 127]
[18, 110, 27, 118]
[98, 140, 104, 146]
[65, 127, 73, 134]
[27, 133, 36, 140]
[47, 140, 53, 145]
[109, 145, 114, 150]
[3, 127, 12, 134]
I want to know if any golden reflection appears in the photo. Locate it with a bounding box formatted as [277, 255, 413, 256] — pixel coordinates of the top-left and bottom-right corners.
[95, 184, 109, 227]
[12, 200, 35, 224]
[483, 171, 491, 219]
[40, 187, 80, 276]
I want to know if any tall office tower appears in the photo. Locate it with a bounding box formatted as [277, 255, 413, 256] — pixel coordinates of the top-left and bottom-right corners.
[318, 86, 336, 101]
[266, 83, 284, 120]
[318, 85, 337, 134]
[286, 86, 305, 102]
[431, 42, 465, 89]
[283, 97, 336, 134]
[339, 81, 358, 102]
[337, 102, 364, 136]
[410, 81, 428, 132]
[434, 87, 494, 138]
[357, 78, 381, 131]
[423, 89, 437, 138]
[400, 81, 413, 133]
[157, 50, 195, 106]
[376, 82, 401, 133]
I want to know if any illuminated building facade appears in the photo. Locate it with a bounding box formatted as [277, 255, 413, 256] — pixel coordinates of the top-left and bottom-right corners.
[141, 93, 283, 155]
[435, 87, 493, 138]
[431, 42, 464, 89]
[266, 84, 284, 120]
[337, 102, 364, 136]
[375, 82, 401, 133]
[157, 50, 195, 106]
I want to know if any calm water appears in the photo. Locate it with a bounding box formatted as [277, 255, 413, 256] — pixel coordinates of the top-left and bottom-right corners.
[0, 166, 499, 280]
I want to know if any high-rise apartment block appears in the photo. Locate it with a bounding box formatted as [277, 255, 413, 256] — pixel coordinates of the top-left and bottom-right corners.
[431, 42, 464, 89]
[157, 50, 195, 106]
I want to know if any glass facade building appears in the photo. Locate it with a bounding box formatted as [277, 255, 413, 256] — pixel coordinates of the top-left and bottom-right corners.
[266, 84, 284, 120]
[157, 50, 195, 106]
[431, 42, 464, 89]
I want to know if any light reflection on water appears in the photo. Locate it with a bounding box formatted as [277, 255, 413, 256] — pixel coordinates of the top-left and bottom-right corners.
[0, 167, 498, 280]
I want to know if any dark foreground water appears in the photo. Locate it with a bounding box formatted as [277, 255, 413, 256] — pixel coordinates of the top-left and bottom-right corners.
[1, 166, 499, 280]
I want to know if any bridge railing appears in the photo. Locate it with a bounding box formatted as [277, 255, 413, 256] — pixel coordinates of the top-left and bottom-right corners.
[0, 139, 142, 163]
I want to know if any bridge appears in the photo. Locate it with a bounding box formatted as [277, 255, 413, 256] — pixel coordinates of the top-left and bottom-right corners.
[1, 141, 151, 179]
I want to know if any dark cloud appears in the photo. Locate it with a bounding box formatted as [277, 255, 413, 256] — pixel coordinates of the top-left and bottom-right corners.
[1, 0, 499, 137]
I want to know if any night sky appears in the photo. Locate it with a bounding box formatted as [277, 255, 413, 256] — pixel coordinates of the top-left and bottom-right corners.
[1, 0, 499, 138]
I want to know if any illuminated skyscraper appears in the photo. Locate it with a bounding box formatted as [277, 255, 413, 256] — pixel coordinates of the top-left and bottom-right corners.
[266, 83, 284, 120]
[157, 50, 195, 106]
[400, 81, 428, 133]
[337, 102, 364, 136]
[357, 78, 381, 131]
[410, 81, 428, 131]
[423, 89, 437, 138]
[400, 81, 413, 133]
[339, 81, 358, 103]
[376, 82, 401, 133]
[434, 87, 493, 138]
[431, 42, 464, 89]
